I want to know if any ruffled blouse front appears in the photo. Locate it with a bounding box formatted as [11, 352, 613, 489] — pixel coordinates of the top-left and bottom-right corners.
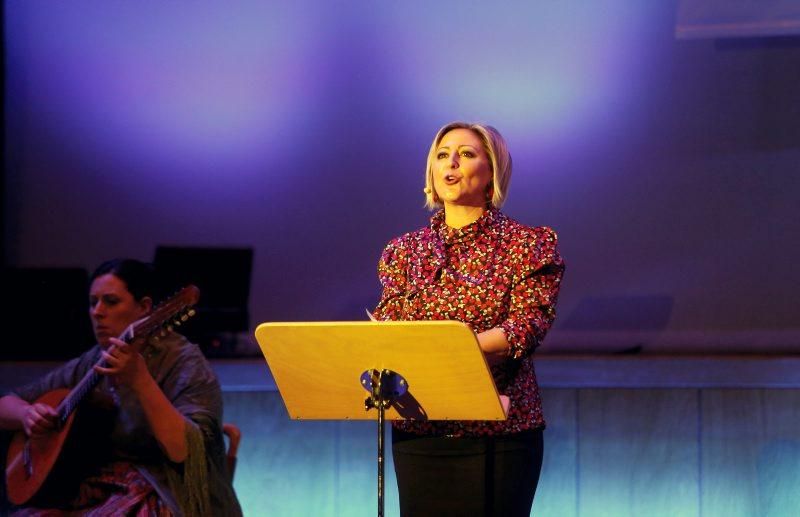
[374, 208, 565, 437]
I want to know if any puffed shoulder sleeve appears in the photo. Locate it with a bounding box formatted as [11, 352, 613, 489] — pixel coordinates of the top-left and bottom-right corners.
[499, 226, 565, 360]
[372, 236, 409, 321]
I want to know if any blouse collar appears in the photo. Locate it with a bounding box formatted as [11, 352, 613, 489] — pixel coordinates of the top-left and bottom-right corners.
[430, 207, 500, 245]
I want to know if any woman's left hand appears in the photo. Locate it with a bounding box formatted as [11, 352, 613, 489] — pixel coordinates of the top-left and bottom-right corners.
[476, 327, 511, 366]
[94, 337, 149, 392]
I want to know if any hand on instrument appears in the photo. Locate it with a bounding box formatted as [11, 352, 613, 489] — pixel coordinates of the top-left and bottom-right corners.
[23, 403, 59, 438]
[95, 337, 149, 392]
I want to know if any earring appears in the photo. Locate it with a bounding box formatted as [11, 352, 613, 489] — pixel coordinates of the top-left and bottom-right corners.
[424, 186, 440, 203]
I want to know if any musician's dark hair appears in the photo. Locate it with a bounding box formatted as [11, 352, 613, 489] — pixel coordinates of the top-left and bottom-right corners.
[90, 259, 155, 302]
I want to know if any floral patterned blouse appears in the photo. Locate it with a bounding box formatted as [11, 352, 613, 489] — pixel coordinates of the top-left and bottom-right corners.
[373, 207, 564, 437]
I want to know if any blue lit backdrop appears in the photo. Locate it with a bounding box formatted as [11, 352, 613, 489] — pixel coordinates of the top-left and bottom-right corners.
[5, 1, 799, 344]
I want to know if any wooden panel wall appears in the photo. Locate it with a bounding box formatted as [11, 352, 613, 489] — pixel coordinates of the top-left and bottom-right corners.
[701, 389, 800, 517]
[222, 388, 800, 516]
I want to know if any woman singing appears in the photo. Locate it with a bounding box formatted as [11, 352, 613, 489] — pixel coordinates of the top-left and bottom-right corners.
[373, 122, 565, 516]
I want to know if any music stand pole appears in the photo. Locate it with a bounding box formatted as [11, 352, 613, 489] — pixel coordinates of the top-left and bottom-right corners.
[377, 387, 385, 517]
[362, 368, 407, 517]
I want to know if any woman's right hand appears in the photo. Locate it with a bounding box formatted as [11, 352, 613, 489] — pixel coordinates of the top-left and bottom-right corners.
[23, 402, 59, 437]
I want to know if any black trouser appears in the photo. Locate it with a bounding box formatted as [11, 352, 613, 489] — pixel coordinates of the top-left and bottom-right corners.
[392, 428, 544, 517]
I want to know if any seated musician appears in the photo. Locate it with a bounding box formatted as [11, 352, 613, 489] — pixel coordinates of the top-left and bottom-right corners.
[0, 259, 242, 516]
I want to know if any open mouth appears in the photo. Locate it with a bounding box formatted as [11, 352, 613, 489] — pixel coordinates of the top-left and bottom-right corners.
[443, 173, 461, 185]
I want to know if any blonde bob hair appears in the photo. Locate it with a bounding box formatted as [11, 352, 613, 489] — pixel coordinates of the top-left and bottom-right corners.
[424, 121, 512, 210]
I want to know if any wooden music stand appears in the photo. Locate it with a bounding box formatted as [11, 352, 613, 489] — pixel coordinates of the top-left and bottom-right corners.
[254, 321, 506, 517]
